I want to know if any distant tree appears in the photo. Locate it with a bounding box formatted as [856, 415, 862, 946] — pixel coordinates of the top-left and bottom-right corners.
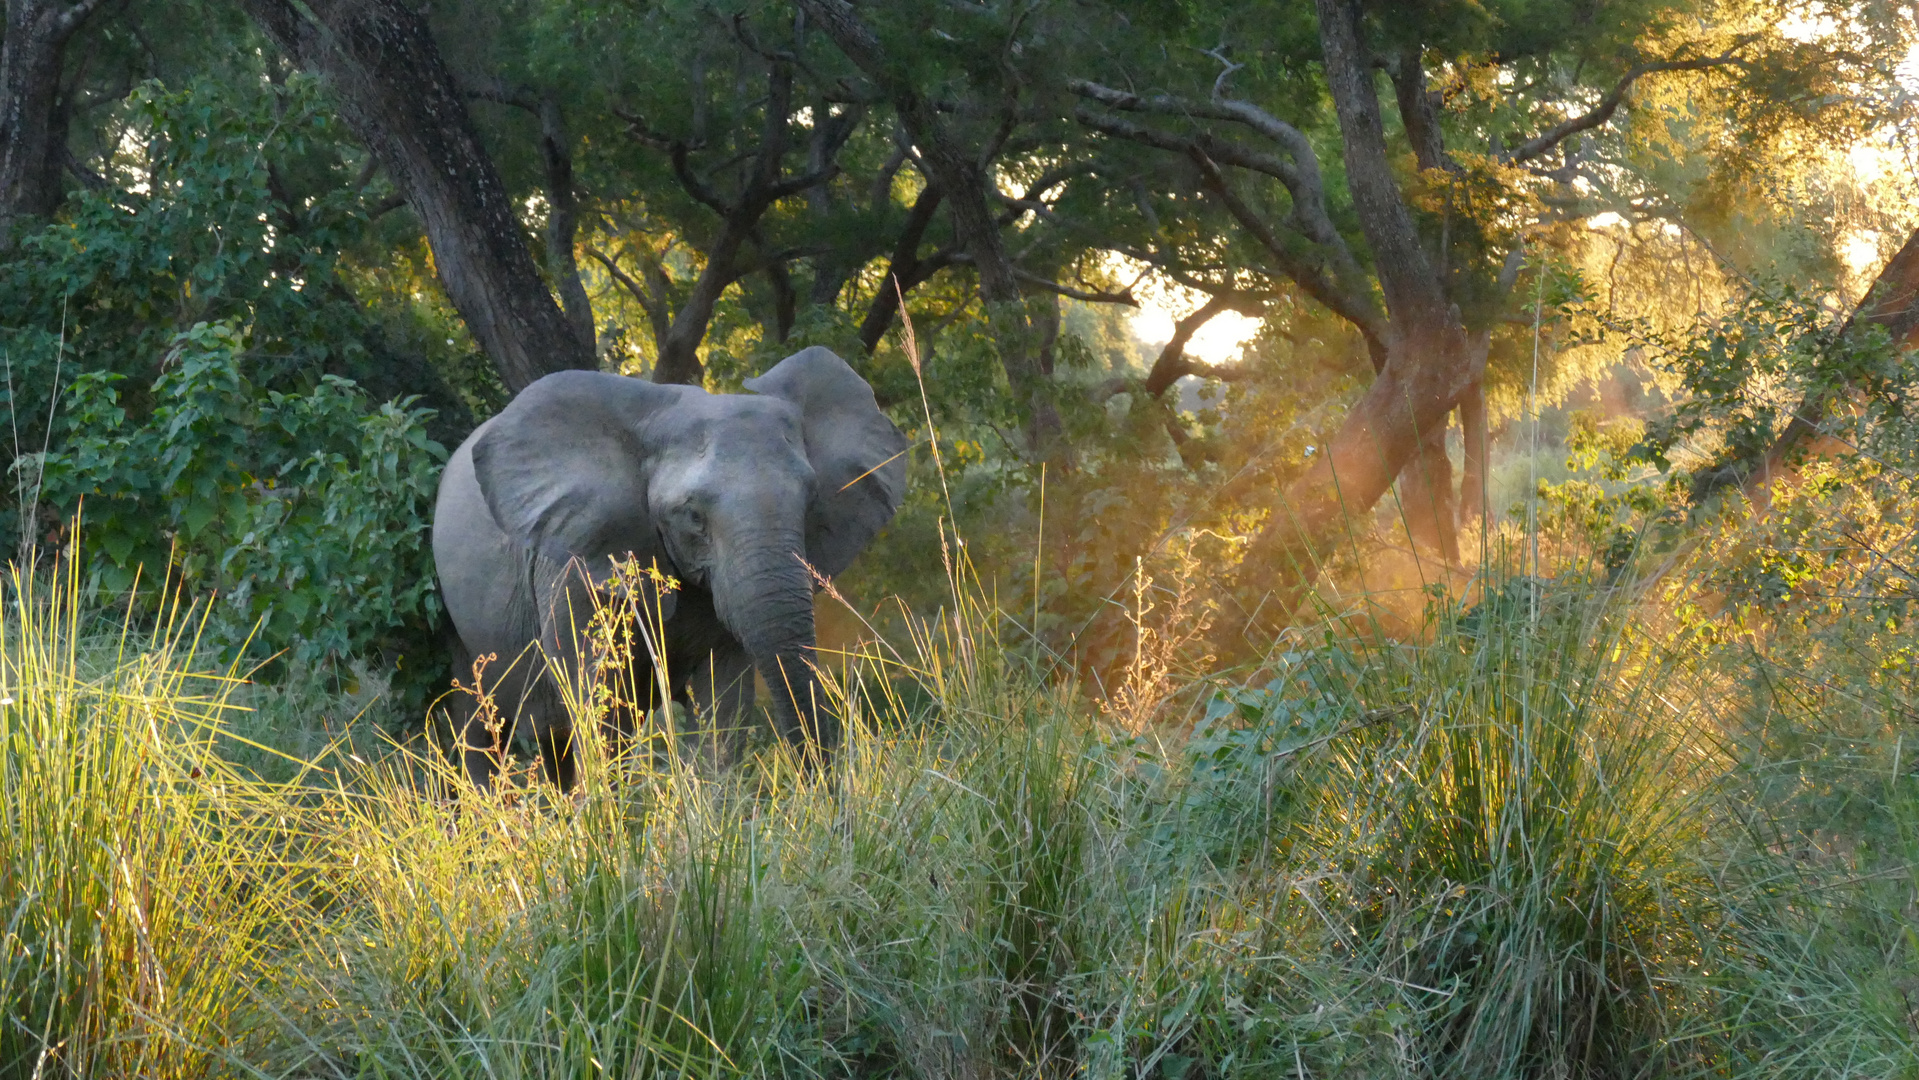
[0, 0, 111, 239]
[1050, 0, 1913, 649]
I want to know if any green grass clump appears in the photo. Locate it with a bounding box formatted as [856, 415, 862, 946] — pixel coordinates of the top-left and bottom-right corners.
[1299, 585, 1722, 1077]
[1, 559, 287, 1078]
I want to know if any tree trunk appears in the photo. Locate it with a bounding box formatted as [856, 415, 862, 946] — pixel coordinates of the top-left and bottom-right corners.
[648, 61, 802, 385]
[1398, 422, 1459, 564]
[0, 0, 105, 244]
[653, 215, 756, 385]
[538, 96, 595, 355]
[1457, 379, 1490, 532]
[242, 0, 594, 393]
[1221, 0, 1475, 652]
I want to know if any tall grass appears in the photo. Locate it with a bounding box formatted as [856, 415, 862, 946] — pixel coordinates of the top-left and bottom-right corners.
[0, 553, 286, 1077]
[6, 542, 1915, 1076]
[1298, 580, 1723, 1077]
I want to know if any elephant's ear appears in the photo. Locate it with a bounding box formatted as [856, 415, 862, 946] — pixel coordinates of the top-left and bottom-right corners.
[744, 347, 908, 578]
[471, 371, 688, 574]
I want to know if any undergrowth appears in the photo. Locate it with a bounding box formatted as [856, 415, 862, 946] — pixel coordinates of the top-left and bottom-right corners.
[3, 537, 1917, 1078]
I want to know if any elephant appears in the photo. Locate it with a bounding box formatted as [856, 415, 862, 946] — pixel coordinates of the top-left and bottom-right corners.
[431, 346, 908, 789]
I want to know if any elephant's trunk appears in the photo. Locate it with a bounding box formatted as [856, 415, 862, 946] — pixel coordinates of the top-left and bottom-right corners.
[711, 524, 839, 764]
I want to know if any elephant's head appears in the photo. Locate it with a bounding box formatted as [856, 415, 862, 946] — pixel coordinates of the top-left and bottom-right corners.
[466, 346, 908, 761]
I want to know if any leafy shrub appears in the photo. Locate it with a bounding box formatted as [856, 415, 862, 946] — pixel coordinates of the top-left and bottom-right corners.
[1624, 281, 1913, 495]
[0, 74, 482, 677]
[38, 319, 445, 666]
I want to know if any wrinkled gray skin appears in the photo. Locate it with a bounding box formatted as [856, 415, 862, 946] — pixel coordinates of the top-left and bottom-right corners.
[433, 347, 908, 789]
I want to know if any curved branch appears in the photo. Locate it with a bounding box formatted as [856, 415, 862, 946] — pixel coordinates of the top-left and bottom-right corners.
[1143, 290, 1266, 397]
[1074, 103, 1300, 186]
[586, 246, 670, 339]
[994, 161, 1094, 225]
[48, 0, 113, 42]
[1187, 149, 1387, 369]
[1012, 266, 1135, 305]
[1070, 88, 1363, 281]
[1507, 46, 1752, 164]
[858, 184, 946, 353]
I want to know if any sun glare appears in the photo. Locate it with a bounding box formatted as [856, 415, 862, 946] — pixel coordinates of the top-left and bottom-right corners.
[1130, 300, 1263, 367]
[1843, 230, 1884, 278]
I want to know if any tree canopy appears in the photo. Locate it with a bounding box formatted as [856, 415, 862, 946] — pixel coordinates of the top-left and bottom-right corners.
[0, 0, 1913, 678]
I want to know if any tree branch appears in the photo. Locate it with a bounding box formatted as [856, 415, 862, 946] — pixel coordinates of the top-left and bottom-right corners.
[994, 161, 1094, 225]
[1187, 148, 1387, 369]
[1073, 103, 1301, 187]
[1012, 266, 1135, 305]
[1507, 47, 1752, 164]
[858, 184, 948, 353]
[869, 132, 909, 207]
[614, 107, 733, 215]
[801, 0, 1066, 461]
[539, 95, 594, 352]
[457, 75, 538, 112]
[1143, 290, 1266, 397]
[1069, 85, 1364, 282]
[48, 0, 114, 42]
[1389, 47, 1455, 174]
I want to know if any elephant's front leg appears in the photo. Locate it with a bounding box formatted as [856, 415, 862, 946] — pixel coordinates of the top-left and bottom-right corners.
[593, 579, 677, 772]
[453, 641, 547, 792]
[681, 638, 756, 766]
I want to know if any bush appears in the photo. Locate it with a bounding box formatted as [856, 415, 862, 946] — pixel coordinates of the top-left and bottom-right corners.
[0, 74, 478, 680]
[38, 319, 446, 667]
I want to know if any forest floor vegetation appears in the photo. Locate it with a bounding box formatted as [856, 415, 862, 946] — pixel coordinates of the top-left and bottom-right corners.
[3, 528, 1918, 1079]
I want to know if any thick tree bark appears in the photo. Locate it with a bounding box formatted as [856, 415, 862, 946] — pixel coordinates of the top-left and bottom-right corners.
[1399, 423, 1459, 563]
[1221, 0, 1475, 652]
[1457, 378, 1490, 531]
[0, 0, 107, 243]
[538, 96, 595, 356]
[1743, 227, 1919, 510]
[242, 0, 594, 392]
[799, 0, 1067, 460]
